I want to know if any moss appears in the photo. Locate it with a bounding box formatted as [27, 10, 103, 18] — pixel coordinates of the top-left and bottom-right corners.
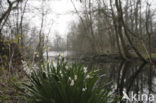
[143, 53, 156, 59]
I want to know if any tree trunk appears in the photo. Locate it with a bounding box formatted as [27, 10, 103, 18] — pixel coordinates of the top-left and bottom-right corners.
[117, 0, 146, 62]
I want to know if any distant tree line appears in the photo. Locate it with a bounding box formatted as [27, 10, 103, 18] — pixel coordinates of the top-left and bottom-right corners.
[68, 0, 156, 61]
[50, 32, 67, 51]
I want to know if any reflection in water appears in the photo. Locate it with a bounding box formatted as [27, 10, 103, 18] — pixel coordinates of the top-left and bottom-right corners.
[49, 52, 156, 102]
[83, 61, 156, 102]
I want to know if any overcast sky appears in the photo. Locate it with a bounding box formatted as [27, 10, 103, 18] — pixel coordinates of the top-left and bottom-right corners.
[26, 0, 156, 39]
[26, 0, 82, 39]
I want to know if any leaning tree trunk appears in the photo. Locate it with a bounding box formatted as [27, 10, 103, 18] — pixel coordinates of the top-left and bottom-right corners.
[116, 0, 146, 62]
[110, 0, 130, 60]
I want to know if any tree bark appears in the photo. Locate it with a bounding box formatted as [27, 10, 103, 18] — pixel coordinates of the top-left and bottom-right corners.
[117, 0, 146, 62]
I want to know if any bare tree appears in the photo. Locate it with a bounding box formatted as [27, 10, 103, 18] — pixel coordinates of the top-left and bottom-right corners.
[0, 0, 23, 35]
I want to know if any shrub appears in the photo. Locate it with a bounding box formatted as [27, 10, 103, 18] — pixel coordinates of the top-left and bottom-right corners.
[17, 58, 110, 103]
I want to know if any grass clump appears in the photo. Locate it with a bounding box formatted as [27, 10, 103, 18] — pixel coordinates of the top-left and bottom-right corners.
[17, 58, 111, 103]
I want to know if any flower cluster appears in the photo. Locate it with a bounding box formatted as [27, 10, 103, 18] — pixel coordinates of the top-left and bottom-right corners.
[68, 74, 78, 86]
[21, 60, 32, 74]
[21, 60, 39, 74]
[82, 87, 87, 92]
[83, 67, 87, 73]
[18, 58, 110, 103]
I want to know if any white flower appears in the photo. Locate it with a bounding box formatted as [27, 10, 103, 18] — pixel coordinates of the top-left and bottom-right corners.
[34, 52, 37, 55]
[36, 54, 39, 57]
[60, 70, 63, 77]
[65, 65, 69, 70]
[32, 64, 37, 69]
[21, 60, 27, 66]
[21, 60, 25, 64]
[21, 60, 27, 68]
[70, 80, 74, 86]
[86, 74, 90, 79]
[82, 87, 87, 92]
[59, 70, 62, 74]
[21, 60, 32, 74]
[74, 75, 77, 80]
[94, 69, 100, 72]
[61, 73, 63, 77]
[83, 67, 87, 73]
[53, 63, 57, 70]
[69, 77, 71, 80]
[65, 65, 70, 70]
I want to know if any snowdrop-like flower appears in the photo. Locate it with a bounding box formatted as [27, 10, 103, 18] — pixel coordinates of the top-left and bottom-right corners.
[74, 75, 77, 80]
[32, 64, 37, 69]
[65, 65, 69, 70]
[60, 70, 63, 77]
[22, 60, 32, 74]
[68, 77, 72, 81]
[21, 60, 27, 68]
[61, 73, 63, 77]
[36, 54, 39, 57]
[21, 60, 24, 64]
[59, 70, 62, 74]
[94, 69, 100, 73]
[83, 67, 87, 73]
[21, 60, 27, 66]
[86, 74, 90, 79]
[82, 87, 87, 92]
[34, 52, 37, 55]
[70, 80, 74, 86]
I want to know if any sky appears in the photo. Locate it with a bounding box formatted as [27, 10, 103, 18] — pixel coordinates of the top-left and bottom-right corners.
[26, 0, 82, 39]
[26, 0, 156, 40]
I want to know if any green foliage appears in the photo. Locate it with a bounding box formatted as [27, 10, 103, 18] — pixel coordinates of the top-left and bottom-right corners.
[17, 58, 110, 103]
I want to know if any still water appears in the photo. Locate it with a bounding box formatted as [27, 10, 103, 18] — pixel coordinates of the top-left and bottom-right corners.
[47, 51, 156, 103]
[83, 61, 156, 102]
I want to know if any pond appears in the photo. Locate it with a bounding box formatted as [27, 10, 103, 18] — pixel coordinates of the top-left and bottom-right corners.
[46, 51, 156, 102]
[83, 61, 156, 102]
